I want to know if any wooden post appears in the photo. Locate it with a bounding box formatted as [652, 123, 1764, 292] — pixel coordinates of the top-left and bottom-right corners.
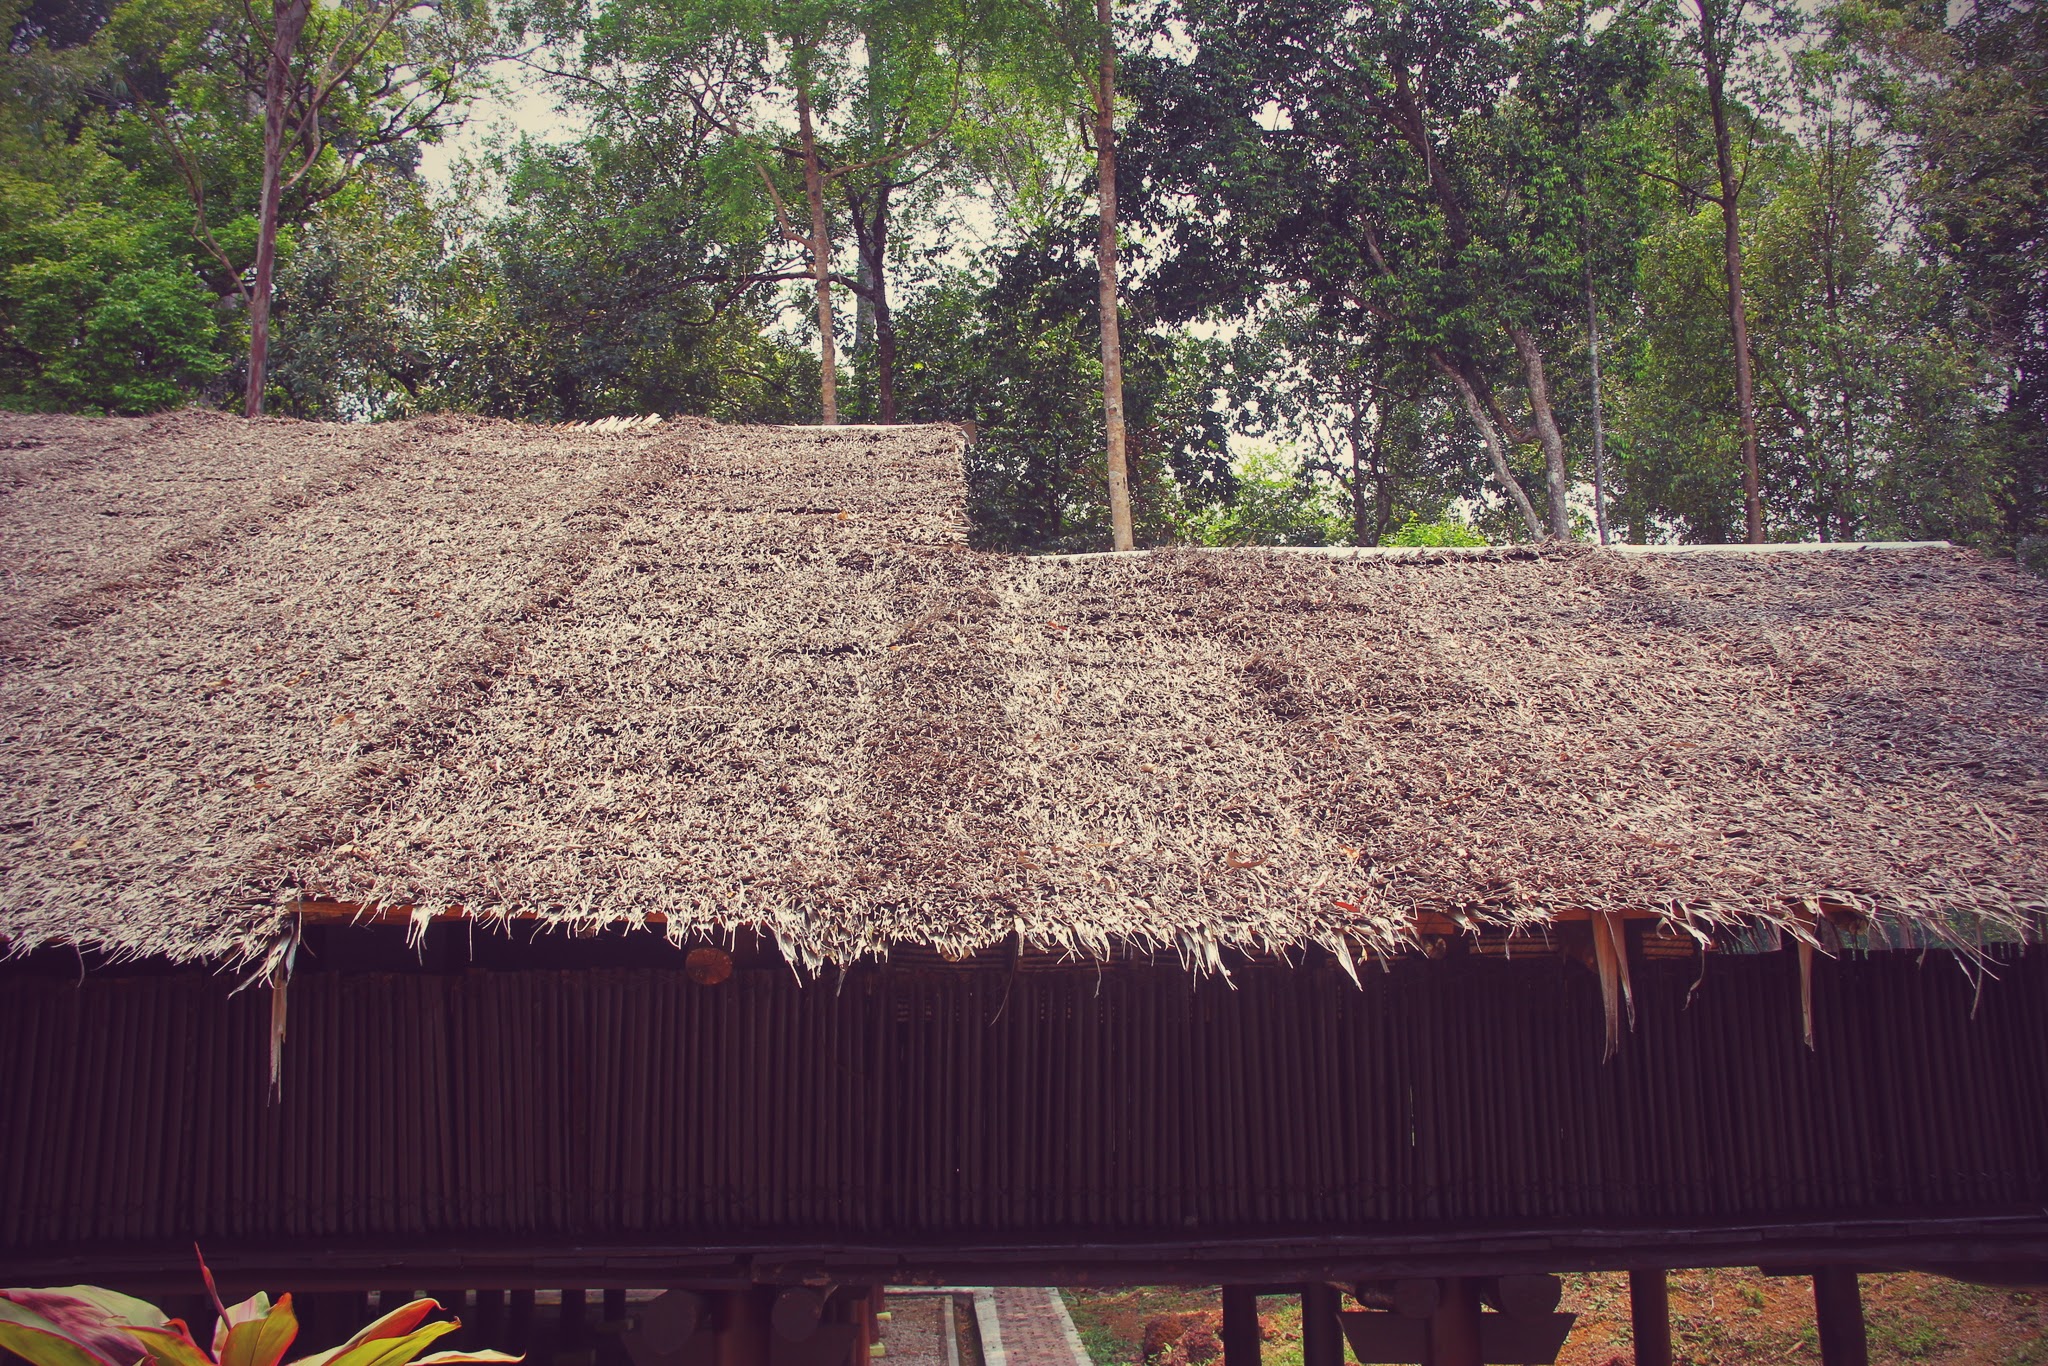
[1301, 1285, 1343, 1366]
[474, 1291, 505, 1348]
[603, 1290, 628, 1331]
[561, 1289, 589, 1347]
[1628, 1271, 1672, 1366]
[508, 1290, 535, 1349]
[1812, 1269, 1869, 1366]
[293, 1293, 324, 1354]
[1221, 1288, 1260, 1366]
[1427, 1278, 1482, 1366]
[718, 1288, 769, 1366]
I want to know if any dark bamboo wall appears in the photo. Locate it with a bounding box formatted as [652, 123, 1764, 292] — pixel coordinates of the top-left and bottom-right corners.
[2, 949, 2044, 1262]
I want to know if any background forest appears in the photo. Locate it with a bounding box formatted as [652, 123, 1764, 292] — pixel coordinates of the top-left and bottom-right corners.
[1, 0, 2042, 558]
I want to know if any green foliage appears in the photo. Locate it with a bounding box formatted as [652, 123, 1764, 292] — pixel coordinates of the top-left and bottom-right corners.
[1, 1272, 518, 1366]
[1178, 446, 1347, 547]
[0, 0, 2038, 563]
[1384, 515, 1485, 547]
[0, 171, 229, 414]
[893, 212, 1233, 550]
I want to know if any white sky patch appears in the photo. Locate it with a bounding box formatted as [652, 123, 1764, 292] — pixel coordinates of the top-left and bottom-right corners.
[418, 59, 586, 189]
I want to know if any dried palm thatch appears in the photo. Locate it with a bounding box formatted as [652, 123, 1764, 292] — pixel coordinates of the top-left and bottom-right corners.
[2, 409, 2044, 973]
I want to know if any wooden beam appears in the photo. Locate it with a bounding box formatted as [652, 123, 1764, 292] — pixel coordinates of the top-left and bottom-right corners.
[1628, 1271, 1672, 1366]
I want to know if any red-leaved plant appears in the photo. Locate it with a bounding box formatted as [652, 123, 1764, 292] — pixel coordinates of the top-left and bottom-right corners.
[0, 1254, 518, 1366]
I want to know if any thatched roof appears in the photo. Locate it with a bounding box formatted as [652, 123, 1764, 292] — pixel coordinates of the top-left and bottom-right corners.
[2, 409, 2044, 970]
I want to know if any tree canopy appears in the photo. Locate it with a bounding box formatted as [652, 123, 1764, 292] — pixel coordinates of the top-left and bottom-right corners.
[1, 0, 2040, 562]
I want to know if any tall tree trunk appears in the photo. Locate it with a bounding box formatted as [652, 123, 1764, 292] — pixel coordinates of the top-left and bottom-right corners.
[875, 288, 898, 424]
[1371, 409, 1394, 542]
[869, 185, 896, 423]
[1509, 323, 1572, 537]
[1586, 266, 1610, 544]
[1346, 400, 1392, 546]
[854, 249, 874, 395]
[1821, 124, 1857, 543]
[797, 82, 838, 426]
[1698, 0, 1764, 542]
[1346, 407, 1371, 546]
[1093, 0, 1134, 552]
[846, 183, 898, 422]
[242, 0, 311, 419]
[1434, 352, 1545, 541]
[1577, 0, 1609, 545]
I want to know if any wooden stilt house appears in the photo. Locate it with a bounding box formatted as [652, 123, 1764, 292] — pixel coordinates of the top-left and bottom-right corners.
[1, 411, 2044, 1366]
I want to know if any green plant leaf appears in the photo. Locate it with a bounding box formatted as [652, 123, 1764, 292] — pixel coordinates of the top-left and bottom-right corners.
[0, 1320, 130, 1366]
[216, 1297, 297, 1366]
[287, 1300, 442, 1366]
[1, 1289, 164, 1365]
[317, 1320, 462, 1366]
[130, 1322, 220, 1366]
[412, 1351, 523, 1364]
[211, 1296, 268, 1361]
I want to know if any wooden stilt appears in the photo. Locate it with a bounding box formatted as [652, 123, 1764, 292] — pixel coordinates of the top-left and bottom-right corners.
[1812, 1269, 1869, 1366]
[1427, 1278, 1482, 1366]
[1301, 1285, 1343, 1366]
[1628, 1271, 1672, 1366]
[473, 1291, 506, 1348]
[717, 1288, 768, 1366]
[562, 1289, 589, 1346]
[847, 1289, 876, 1366]
[508, 1290, 535, 1354]
[1221, 1288, 1261, 1366]
[603, 1289, 628, 1331]
[294, 1293, 324, 1354]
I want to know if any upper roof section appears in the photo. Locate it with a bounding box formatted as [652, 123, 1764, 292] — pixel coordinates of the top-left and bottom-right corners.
[2, 410, 2043, 969]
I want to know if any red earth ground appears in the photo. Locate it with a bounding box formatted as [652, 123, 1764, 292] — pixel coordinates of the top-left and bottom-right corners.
[1063, 1269, 2046, 1365]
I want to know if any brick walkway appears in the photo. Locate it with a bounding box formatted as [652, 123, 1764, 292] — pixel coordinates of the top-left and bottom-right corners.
[990, 1288, 1090, 1366]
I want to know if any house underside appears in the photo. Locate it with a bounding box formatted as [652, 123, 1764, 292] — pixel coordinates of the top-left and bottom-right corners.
[5, 931, 2043, 1294]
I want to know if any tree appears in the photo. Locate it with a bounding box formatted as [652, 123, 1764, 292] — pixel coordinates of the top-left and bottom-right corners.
[1872, 0, 2047, 557]
[96, 0, 496, 415]
[837, 0, 999, 421]
[521, 0, 1004, 427]
[1127, 0, 1656, 542]
[1684, 0, 1770, 540]
[1224, 301, 1498, 545]
[1085, 0, 1132, 549]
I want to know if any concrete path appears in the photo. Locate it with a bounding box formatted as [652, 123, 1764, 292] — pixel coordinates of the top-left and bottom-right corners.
[882, 1287, 1089, 1366]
